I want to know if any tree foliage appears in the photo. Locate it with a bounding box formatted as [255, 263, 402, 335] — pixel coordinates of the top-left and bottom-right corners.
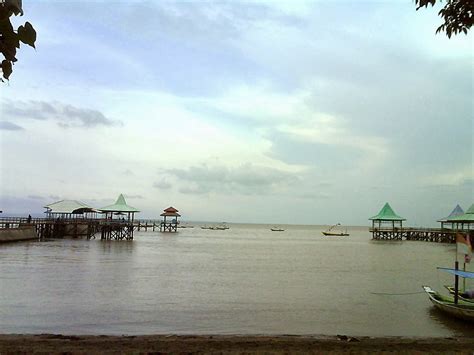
[0, 0, 36, 81]
[415, 0, 473, 38]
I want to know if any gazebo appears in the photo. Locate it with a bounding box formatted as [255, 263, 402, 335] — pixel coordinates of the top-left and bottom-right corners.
[98, 194, 140, 240]
[369, 202, 406, 230]
[160, 206, 181, 233]
[448, 203, 474, 231]
[44, 200, 97, 219]
[438, 204, 464, 229]
[99, 194, 140, 222]
[43, 200, 99, 238]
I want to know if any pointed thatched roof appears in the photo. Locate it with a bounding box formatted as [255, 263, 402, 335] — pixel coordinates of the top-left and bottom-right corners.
[99, 194, 140, 213]
[438, 204, 464, 222]
[369, 202, 405, 221]
[448, 203, 474, 222]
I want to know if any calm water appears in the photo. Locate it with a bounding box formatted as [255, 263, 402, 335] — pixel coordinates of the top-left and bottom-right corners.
[1, 224, 473, 337]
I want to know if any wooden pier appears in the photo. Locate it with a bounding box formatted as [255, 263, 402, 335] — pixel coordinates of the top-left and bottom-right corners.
[369, 202, 473, 243]
[0, 217, 174, 240]
[135, 219, 160, 232]
[0, 217, 135, 240]
[370, 227, 458, 243]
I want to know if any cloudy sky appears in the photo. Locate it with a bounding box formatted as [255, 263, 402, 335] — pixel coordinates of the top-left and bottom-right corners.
[0, 0, 472, 225]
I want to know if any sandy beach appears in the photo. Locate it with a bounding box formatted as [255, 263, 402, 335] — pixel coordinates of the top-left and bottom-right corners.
[1, 334, 474, 354]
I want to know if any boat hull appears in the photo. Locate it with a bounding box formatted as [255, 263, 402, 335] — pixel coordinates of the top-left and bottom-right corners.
[321, 232, 349, 236]
[423, 286, 474, 321]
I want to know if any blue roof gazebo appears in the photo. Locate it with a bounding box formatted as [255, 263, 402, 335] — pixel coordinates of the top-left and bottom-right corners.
[438, 204, 464, 229]
[448, 204, 474, 231]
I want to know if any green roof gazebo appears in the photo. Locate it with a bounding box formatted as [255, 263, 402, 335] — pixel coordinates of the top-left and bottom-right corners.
[448, 203, 474, 231]
[99, 194, 140, 220]
[370, 202, 406, 231]
[98, 194, 140, 240]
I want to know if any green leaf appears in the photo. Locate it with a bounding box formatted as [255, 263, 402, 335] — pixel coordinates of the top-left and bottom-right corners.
[18, 21, 36, 48]
[1, 60, 13, 80]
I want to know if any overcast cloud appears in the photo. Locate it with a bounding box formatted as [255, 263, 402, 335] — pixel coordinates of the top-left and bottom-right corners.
[2, 100, 122, 128]
[0, 0, 471, 225]
[0, 121, 24, 131]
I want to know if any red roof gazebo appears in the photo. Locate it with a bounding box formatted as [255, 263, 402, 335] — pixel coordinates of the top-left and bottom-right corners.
[160, 206, 181, 233]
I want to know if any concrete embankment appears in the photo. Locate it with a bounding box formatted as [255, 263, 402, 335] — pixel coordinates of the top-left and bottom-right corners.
[0, 226, 38, 243]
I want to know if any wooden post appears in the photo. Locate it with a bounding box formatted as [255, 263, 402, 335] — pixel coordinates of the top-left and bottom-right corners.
[454, 261, 459, 305]
[463, 263, 466, 293]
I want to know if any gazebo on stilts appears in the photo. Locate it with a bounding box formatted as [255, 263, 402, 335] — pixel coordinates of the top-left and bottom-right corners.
[448, 204, 474, 232]
[438, 204, 464, 229]
[99, 194, 140, 240]
[160, 207, 180, 233]
[369, 202, 406, 240]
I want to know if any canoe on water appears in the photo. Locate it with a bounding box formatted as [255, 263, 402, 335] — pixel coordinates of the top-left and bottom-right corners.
[322, 231, 349, 236]
[422, 285, 474, 321]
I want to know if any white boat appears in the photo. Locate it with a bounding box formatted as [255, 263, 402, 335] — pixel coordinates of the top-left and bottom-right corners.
[322, 223, 349, 236]
[213, 223, 229, 230]
[202, 224, 229, 230]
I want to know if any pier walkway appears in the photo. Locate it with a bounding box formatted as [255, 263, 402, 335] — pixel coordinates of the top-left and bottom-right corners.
[370, 227, 457, 243]
[0, 217, 164, 240]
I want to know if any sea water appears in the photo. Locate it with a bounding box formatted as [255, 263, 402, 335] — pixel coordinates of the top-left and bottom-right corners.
[0, 224, 472, 337]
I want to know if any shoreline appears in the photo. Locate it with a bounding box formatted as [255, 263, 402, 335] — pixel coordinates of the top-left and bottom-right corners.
[1, 334, 474, 354]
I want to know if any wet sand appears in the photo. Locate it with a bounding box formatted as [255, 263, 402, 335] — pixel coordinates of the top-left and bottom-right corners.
[1, 334, 474, 354]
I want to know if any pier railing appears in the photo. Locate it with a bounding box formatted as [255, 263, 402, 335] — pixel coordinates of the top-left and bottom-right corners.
[0, 217, 170, 239]
[370, 227, 458, 243]
[0, 217, 137, 240]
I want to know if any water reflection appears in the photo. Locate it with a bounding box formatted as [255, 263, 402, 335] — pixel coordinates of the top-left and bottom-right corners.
[99, 240, 135, 254]
[427, 307, 474, 337]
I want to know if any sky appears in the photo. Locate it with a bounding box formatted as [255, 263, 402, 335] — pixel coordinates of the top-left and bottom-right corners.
[0, 0, 472, 226]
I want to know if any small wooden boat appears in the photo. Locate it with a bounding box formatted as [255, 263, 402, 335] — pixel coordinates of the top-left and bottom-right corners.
[423, 267, 474, 321]
[219, 223, 230, 230]
[322, 231, 349, 236]
[201, 222, 229, 230]
[422, 285, 474, 321]
[322, 223, 349, 236]
[271, 227, 285, 232]
[178, 224, 194, 229]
